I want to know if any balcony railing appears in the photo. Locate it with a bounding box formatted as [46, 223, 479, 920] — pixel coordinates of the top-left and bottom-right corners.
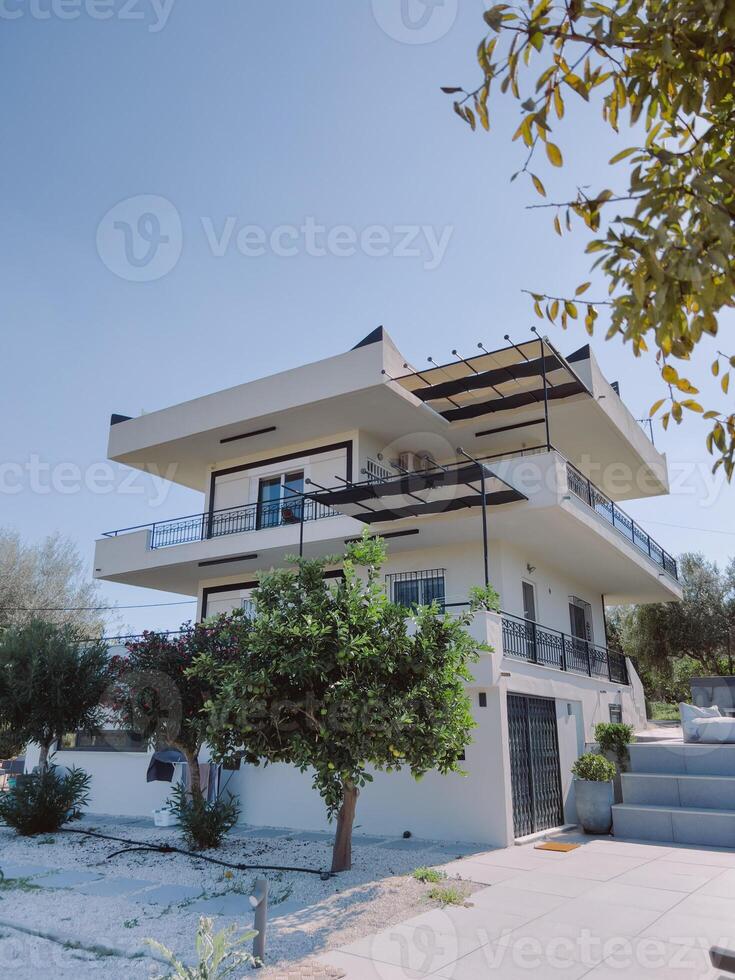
[103, 496, 339, 550]
[566, 462, 678, 580]
[501, 612, 629, 685]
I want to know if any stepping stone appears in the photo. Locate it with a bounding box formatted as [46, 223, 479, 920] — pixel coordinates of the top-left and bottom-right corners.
[0, 863, 54, 880]
[36, 870, 104, 888]
[74, 876, 156, 897]
[292, 832, 333, 843]
[270, 899, 305, 920]
[135, 883, 204, 905]
[241, 827, 292, 839]
[380, 838, 431, 850]
[189, 893, 254, 916]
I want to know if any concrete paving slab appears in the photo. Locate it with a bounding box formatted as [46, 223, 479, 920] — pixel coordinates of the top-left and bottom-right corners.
[538, 853, 653, 881]
[340, 923, 485, 974]
[0, 863, 55, 880]
[320, 950, 430, 980]
[697, 867, 735, 899]
[35, 870, 103, 889]
[189, 893, 254, 916]
[581, 881, 685, 913]
[135, 883, 204, 905]
[433, 941, 590, 979]
[501, 870, 598, 898]
[675, 891, 735, 923]
[73, 876, 156, 897]
[438, 860, 521, 886]
[402, 906, 527, 945]
[468, 883, 568, 919]
[613, 859, 725, 893]
[639, 908, 735, 950]
[240, 827, 292, 839]
[585, 939, 718, 978]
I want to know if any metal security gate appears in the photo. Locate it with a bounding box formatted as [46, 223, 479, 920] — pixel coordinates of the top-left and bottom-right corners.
[507, 694, 564, 838]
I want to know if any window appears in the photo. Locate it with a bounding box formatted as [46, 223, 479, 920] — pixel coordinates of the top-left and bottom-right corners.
[257, 470, 304, 528]
[60, 730, 147, 752]
[609, 704, 623, 724]
[386, 569, 446, 610]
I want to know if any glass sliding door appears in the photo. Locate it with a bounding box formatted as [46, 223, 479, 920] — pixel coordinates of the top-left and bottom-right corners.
[257, 476, 282, 529]
[256, 470, 305, 528]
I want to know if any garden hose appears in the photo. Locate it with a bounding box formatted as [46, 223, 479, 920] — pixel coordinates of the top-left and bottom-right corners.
[59, 827, 333, 879]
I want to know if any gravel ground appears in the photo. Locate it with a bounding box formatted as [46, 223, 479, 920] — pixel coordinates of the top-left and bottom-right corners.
[0, 819, 481, 979]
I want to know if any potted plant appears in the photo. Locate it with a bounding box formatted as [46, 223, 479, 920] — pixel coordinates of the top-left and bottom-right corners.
[594, 722, 635, 803]
[572, 753, 617, 834]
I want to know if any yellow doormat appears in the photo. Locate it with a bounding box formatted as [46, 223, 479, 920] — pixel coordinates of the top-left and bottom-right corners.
[534, 842, 581, 853]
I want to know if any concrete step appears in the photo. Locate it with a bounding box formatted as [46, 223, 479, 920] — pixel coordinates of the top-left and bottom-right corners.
[621, 772, 735, 811]
[628, 742, 735, 777]
[612, 803, 735, 847]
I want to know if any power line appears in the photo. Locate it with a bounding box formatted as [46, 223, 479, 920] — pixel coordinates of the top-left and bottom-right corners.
[0, 599, 197, 612]
[641, 520, 735, 537]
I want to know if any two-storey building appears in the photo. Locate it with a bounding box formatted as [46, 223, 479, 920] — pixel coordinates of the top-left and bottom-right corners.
[45, 328, 682, 845]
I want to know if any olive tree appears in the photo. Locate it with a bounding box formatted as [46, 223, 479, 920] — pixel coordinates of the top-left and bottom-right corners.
[445, 1, 735, 477]
[192, 534, 482, 873]
[0, 619, 113, 771]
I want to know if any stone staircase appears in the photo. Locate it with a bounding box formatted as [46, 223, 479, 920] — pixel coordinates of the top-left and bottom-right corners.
[612, 741, 735, 847]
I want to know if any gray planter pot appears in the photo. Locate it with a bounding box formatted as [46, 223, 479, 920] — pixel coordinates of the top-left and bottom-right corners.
[575, 778, 614, 834]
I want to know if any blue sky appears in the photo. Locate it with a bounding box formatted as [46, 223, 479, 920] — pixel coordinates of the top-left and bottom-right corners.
[2, 0, 733, 636]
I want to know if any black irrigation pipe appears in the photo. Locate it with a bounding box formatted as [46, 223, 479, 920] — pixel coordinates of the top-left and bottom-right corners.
[59, 827, 333, 879]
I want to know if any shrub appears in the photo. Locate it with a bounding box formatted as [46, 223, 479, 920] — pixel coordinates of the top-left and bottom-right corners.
[412, 866, 447, 883]
[594, 722, 636, 766]
[572, 753, 616, 782]
[147, 916, 256, 979]
[468, 584, 501, 612]
[167, 785, 240, 851]
[0, 766, 91, 835]
[427, 884, 468, 906]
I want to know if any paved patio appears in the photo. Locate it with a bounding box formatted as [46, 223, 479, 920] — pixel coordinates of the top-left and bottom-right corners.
[320, 831, 735, 978]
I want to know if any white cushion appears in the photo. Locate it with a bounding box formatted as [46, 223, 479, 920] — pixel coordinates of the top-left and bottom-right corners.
[680, 703, 722, 742]
[690, 717, 735, 744]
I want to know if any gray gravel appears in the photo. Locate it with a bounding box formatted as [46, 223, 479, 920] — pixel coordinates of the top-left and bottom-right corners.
[0, 819, 483, 979]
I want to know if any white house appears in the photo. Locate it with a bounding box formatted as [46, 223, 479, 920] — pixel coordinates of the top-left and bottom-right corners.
[31, 328, 682, 846]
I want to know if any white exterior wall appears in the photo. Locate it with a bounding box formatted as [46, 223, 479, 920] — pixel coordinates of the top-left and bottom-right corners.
[33, 613, 645, 845]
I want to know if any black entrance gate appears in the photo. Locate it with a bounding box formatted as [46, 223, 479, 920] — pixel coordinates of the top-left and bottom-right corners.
[507, 694, 564, 838]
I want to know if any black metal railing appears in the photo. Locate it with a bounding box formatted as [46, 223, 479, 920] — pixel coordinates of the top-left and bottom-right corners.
[566, 463, 678, 580]
[103, 496, 339, 550]
[501, 611, 629, 685]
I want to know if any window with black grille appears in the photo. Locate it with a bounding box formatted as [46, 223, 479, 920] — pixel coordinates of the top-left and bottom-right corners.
[385, 569, 446, 611]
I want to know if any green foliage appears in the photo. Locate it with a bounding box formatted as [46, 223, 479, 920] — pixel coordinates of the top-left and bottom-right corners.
[112, 616, 246, 798]
[0, 619, 113, 768]
[616, 553, 735, 694]
[0, 728, 25, 760]
[0, 765, 91, 835]
[572, 753, 616, 782]
[427, 884, 468, 906]
[469, 583, 501, 612]
[594, 723, 636, 766]
[166, 785, 240, 851]
[412, 866, 447, 883]
[192, 531, 480, 871]
[649, 701, 681, 721]
[147, 916, 257, 979]
[447, 1, 735, 476]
